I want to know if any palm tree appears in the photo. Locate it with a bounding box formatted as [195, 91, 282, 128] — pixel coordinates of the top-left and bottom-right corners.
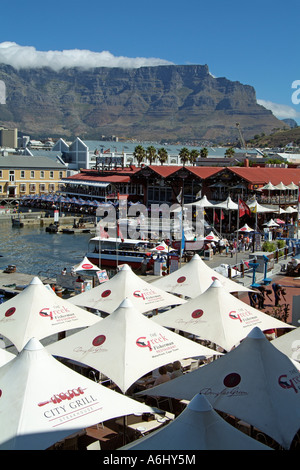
[179, 147, 190, 166]
[200, 147, 208, 158]
[146, 146, 157, 165]
[225, 147, 235, 158]
[157, 147, 168, 165]
[190, 149, 200, 166]
[133, 145, 146, 166]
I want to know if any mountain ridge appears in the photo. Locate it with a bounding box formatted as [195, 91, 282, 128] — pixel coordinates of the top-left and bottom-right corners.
[0, 63, 287, 142]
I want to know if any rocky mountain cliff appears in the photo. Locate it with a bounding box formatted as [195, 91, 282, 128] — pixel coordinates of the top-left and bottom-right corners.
[0, 64, 286, 142]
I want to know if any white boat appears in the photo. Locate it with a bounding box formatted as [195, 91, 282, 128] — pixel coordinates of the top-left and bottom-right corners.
[86, 237, 157, 270]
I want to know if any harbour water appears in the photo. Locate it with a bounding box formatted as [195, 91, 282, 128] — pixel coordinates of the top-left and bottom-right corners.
[0, 221, 92, 277]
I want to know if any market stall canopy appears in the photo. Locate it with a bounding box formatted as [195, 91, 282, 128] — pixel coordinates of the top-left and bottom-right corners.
[261, 182, 276, 190]
[271, 327, 300, 363]
[0, 338, 154, 450]
[247, 200, 274, 213]
[275, 182, 288, 190]
[138, 327, 300, 449]
[47, 298, 216, 394]
[121, 393, 270, 450]
[151, 241, 175, 252]
[153, 280, 292, 352]
[263, 219, 280, 227]
[185, 195, 214, 208]
[237, 224, 254, 232]
[286, 182, 299, 190]
[151, 254, 252, 298]
[214, 196, 238, 210]
[0, 277, 99, 352]
[73, 256, 100, 272]
[68, 264, 186, 314]
[285, 206, 298, 213]
[200, 231, 220, 242]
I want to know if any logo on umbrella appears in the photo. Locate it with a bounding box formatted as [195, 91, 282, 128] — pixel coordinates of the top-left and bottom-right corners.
[101, 290, 111, 298]
[223, 373, 241, 388]
[136, 336, 152, 351]
[82, 263, 93, 269]
[39, 308, 53, 320]
[133, 290, 145, 300]
[191, 309, 204, 319]
[278, 374, 300, 394]
[177, 276, 186, 284]
[5, 307, 16, 317]
[92, 335, 106, 347]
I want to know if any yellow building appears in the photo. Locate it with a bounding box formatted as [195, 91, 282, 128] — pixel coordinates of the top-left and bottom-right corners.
[0, 156, 67, 198]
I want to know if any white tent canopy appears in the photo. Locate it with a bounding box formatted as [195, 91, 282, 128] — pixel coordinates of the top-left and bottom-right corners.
[0, 277, 99, 352]
[138, 327, 300, 449]
[151, 254, 252, 298]
[47, 298, 216, 393]
[286, 182, 298, 190]
[214, 196, 238, 210]
[151, 241, 175, 252]
[121, 393, 270, 450]
[261, 182, 276, 190]
[199, 231, 220, 241]
[153, 279, 292, 352]
[185, 195, 214, 208]
[73, 256, 100, 272]
[237, 223, 254, 232]
[271, 327, 300, 362]
[275, 182, 288, 190]
[263, 219, 280, 227]
[285, 206, 298, 213]
[68, 264, 186, 314]
[0, 338, 155, 450]
[0, 347, 15, 367]
[247, 200, 274, 213]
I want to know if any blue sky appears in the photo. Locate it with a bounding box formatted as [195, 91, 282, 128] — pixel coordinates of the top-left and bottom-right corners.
[1, 0, 300, 123]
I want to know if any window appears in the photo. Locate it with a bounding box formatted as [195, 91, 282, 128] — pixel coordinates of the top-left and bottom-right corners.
[19, 184, 26, 193]
[20, 170, 25, 178]
[50, 171, 54, 178]
[29, 184, 36, 192]
[48, 184, 55, 192]
[0, 171, 2, 178]
[40, 171, 45, 178]
[59, 171, 63, 179]
[0, 185, 2, 193]
[9, 170, 15, 182]
[39, 184, 46, 192]
[30, 170, 35, 178]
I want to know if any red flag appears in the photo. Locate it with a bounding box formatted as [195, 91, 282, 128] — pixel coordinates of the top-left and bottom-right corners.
[214, 211, 219, 223]
[238, 199, 251, 217]
[221, 209, 224, 220]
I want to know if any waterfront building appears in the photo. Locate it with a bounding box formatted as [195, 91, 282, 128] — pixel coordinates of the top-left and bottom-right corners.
[0, 155, 67, 203]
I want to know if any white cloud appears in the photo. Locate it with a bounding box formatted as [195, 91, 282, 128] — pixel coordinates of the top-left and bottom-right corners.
[0, 42, 174, 70]
[257, 99, 300, 120]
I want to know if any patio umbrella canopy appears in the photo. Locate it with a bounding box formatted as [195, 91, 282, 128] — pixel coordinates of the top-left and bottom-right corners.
[237, 224, 254, 232]
[73, 256, 100, 272]
[0, 348, 15, 367]
[0, 277, 99, 352]
[121, 393, 270, 450]
[214, 196, 238, 210]
[0, 338, 155, 450]
[153, 279, 292, 352]
[151, 254, 252, 298]
[138, 327, 300, 449]
[47, 298, 216, 394]
[271, 327, 300, 363]
[68, 264, 186, 314]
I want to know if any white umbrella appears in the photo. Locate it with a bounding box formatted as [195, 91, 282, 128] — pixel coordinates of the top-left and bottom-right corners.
[0, 347, 15, 367]
[263, 219, 280, 227]
[151, 254, 252, 298]
[275, 182, 288, 190]
[0, 277, 99, 352]
[47, 298, 216, 394]
[237, 223, 254, 232]
[286, 182, 298, 190]
[0, 338, 154, 450]
[185, 195, 214, 208]
[121, 393, 270, 450]
[285, 206, 298, 213]
[261, 182, 276, 190]
[271, 327, 300, 362]
[214, 196, 238, 210]
[151, 241, 175, 253]
[138, 327, 300, 449]
[153, 279, 293, 352]
[213, 264, 239, 278]
[73, 256, 100, 272]
[68, 264, 185, 314]
[247, 201, 274, 213]
[200, 231, 220, 241]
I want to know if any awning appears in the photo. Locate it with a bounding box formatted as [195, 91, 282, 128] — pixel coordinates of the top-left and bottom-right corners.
[61, 179, 110, 188]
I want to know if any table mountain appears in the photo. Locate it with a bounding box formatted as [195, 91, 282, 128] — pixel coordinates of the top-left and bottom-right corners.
[0, 63, 286, 142]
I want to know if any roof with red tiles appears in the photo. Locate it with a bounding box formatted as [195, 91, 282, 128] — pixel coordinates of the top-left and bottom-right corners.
[229, 167, 300, 186]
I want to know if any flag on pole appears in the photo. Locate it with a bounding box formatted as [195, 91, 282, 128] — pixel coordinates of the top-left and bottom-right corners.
[238, 199, 251, 217]
[176, 189, 182, 204]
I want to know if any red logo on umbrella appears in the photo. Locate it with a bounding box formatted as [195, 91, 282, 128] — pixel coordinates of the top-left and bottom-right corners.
[5, 307, 16, 317]
[191, 309, 203, 319]
[101, 290, 111, 298]
[177, 276, 186, 284]
[223, 373, 241, 388]
[92, 335, 106, 347]
[82, 263, 93, 269]
[39, 308, 53, 320]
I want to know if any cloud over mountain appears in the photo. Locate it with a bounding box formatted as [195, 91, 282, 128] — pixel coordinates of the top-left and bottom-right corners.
[257, 99, 300, 120]
[0, 42, 173, 71]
